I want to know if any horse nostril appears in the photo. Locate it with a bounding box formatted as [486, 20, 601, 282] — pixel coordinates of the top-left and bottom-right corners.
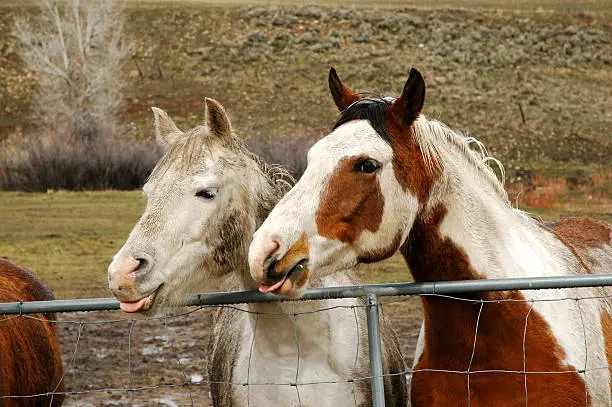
[135, 257, 148, 272]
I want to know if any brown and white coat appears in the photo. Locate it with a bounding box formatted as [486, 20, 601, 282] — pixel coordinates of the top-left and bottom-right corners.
[249, 68, 612, 406]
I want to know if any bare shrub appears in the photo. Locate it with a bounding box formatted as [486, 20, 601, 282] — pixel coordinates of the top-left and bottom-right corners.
[0, 127, 160, 191]
[13, 0, 130, 140]
[2, 0, 154, 191]
[247, 129, 320, 179]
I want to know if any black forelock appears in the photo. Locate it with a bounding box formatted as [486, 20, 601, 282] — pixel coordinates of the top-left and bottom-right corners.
[332, 96, 393, 142]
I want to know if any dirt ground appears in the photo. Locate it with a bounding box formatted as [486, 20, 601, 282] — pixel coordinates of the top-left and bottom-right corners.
[52, 298, 422, 406]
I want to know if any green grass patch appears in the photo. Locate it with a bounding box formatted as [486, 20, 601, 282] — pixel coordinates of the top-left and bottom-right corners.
[0, 191, 145, 299]
[1, 191, 609, 299]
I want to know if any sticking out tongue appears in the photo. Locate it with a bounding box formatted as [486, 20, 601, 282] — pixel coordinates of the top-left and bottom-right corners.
[259, 275, 287, 293]
[119, 297, 148, 313]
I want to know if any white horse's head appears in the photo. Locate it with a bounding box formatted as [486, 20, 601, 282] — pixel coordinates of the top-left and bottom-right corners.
[108, 99, 291, 313]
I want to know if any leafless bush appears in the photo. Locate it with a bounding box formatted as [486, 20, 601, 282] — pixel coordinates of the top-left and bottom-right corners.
[13, 0, 130, 140]
[0, 131, 159, 191]
[247, 129, 320, 179]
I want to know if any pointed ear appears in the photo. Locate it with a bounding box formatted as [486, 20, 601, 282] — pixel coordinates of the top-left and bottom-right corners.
[328, 67, 360, 112]
[204, 98, 232, 140]
[389, 68, 426, 126]
[152, 107, 183, 151]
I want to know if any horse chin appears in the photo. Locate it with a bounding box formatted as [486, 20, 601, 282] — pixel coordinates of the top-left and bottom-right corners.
[279, 262, 311, 299]
[310, 251, 358, 281]
[138, 284, 175, 316]
[285, 284, 308, 299]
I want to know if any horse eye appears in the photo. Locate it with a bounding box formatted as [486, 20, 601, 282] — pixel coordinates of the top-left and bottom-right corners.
[196, 188, 217, 199]
[355, 159, 380, 174]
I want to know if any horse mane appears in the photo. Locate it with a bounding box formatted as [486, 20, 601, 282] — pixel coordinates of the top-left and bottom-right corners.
[148, 125, 294, 224]
[334, 96, 508, 203]
[233, 137, 295, 223]
[412, 116, 508, 202]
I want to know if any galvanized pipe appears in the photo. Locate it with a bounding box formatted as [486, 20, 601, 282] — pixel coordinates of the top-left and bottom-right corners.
[366, 293, 386, 407]
[2, 273, 612, 315]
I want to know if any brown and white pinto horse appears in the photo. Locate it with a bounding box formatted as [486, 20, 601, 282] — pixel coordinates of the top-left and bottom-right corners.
[249, 68, 612, 405]
[0, 258, 64, 406]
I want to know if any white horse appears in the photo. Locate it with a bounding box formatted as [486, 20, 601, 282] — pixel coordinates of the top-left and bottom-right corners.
[249, 67, 612, 406]
[107, 99, 408, 406]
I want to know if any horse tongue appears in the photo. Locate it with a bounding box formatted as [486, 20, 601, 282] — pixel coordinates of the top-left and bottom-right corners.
[119, 297, 148, 313]
[259, 276, 287, 294]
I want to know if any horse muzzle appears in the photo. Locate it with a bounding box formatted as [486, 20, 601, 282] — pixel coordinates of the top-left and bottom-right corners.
[108, 250, 161, 313]
[252, 234, 311, 298]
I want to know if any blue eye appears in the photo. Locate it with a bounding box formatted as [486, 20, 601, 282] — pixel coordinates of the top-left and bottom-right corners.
[196, 188, 217, 199]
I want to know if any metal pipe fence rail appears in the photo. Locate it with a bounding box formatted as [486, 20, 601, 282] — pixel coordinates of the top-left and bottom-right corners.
[2, 273, 612, 407]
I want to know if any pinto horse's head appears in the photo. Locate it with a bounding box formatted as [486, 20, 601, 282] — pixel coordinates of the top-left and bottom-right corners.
[108, 99, 289, 314]
[249, 67, 437, 297]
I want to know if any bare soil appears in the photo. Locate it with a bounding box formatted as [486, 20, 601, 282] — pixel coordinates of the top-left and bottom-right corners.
[54, 298, 422, 406]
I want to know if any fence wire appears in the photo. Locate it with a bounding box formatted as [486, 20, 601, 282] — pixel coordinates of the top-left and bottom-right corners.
[1, 276, 612, 407]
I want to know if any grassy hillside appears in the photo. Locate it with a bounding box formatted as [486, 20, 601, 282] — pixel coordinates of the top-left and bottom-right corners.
[1, 3, 611, 190]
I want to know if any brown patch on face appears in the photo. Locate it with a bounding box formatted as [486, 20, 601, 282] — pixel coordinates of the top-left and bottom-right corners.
[357, 231, 403, 264]
[401, 208, 590, 405]
[0, 258, 65, 406]
[601, 310, 612, 395]
[316, 155, 385, 243]
[385, 111, 442, 204]
[272, 233, 310, 277]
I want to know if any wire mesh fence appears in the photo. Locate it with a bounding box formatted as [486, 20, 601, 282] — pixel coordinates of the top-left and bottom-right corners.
[1, 274, 612, 407]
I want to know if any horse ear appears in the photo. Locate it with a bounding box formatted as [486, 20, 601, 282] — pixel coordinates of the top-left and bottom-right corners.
[204, 98, 232, 140]
[389, 68, 425, 126]
[152, 107, 184, 152]
[329, 67, 360, 112]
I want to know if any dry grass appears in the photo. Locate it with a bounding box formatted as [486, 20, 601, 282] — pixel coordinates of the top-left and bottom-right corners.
[0, 191, 145, 299]
[126, 0, 612, 12]
[2, 1, 610, 187]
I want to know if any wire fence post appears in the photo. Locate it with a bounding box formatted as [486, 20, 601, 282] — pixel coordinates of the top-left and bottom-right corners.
[366, 293, 385, 407]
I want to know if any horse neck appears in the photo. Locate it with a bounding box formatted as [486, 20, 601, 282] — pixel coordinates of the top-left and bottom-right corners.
[233, 168, 291, 292]
[244, 272, 360, 358]
[402, 159, 566, 284]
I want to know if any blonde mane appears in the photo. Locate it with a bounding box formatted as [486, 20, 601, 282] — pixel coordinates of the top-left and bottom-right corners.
[413, 116, 509, 202]
[147, 125, 294, 224]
